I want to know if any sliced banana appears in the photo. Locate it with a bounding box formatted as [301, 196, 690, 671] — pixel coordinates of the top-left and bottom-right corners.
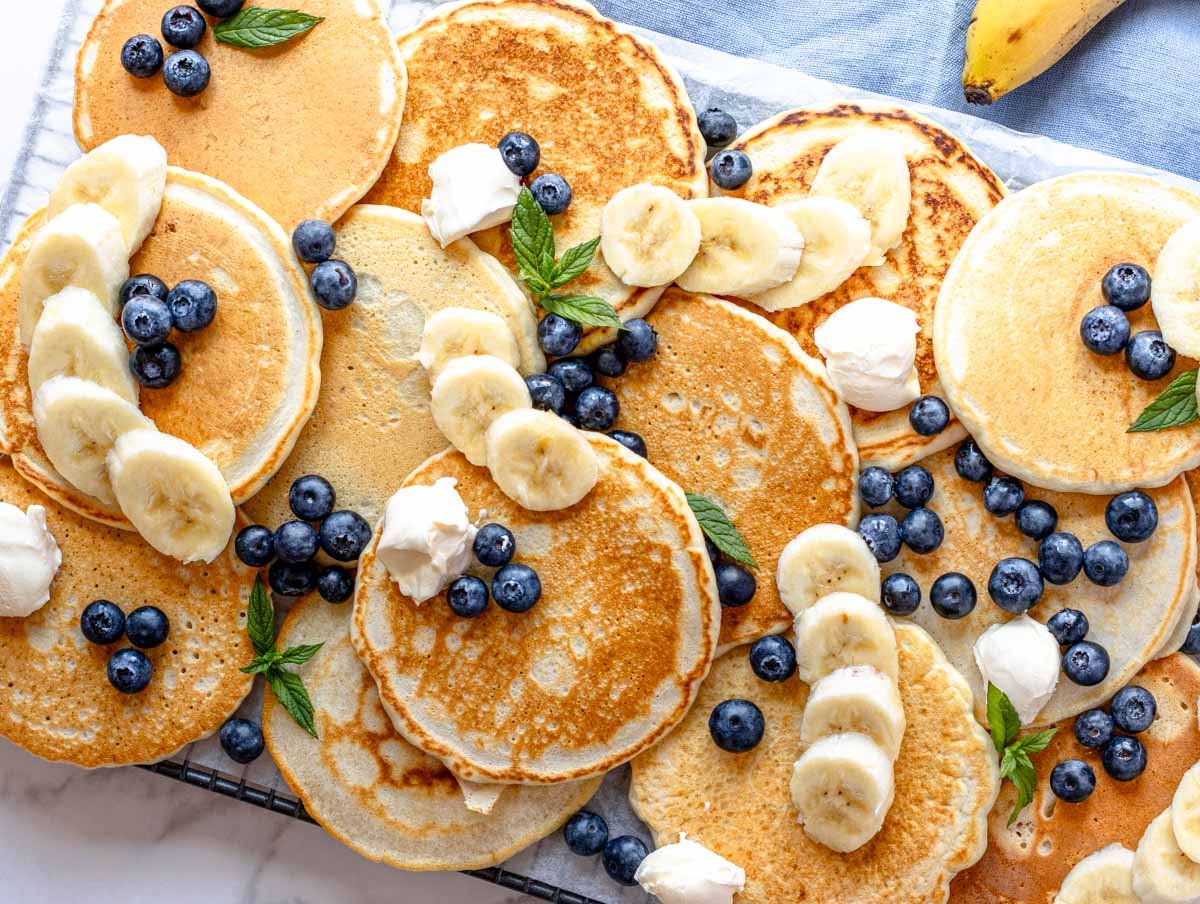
[28, 287, 138, 404]
[484, 408, 599, 512]
[430, 354, 532, 466]
[790, 732, 895, 853]
[1056, 843, 1137, 904]
[676, 197, 804, 297]
[19, 203, 128, 346]
[1152, 219, 1200, 359]
[800, 665, 906, 760]
[107, 428, 235, 564]
[750, 198, 872, 311]
[1171, 761, 1200, 864]
[600, 183, 702, 288]
[809, 133, 911, 267]
[48, 135, 168, 257]
[794, 591, 898, 685]
[1133, 810, 1200, 904]
[33, 376, 154, 506]
[417, 308, 522, 381]
[776, 523, 880, 617]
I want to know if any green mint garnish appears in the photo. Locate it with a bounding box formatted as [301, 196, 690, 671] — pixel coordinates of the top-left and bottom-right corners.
[1129, 367, 1199, 432]
[987, 683, 1057, 826]
[685, 492, 757, 569]
[214, 7, 324, 49]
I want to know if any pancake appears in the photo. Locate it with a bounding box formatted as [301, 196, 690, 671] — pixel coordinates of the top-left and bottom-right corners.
[243, 205, 542, 530]
[75, 0, 405, 227]
[882, 446, 1196, 726]
[0, 455, 254, 767]
[951, 653, 1200, 903]
[363, 0, 707, 347]
[604, 289, 859, 651]
[721, 102, 1006, 470]
[0, 168, 321, 529]
[352, 435, 721, 784]
[629, 623, 999, 904]
[935, 172, 1200, 494]
[264, 596, 600, 870]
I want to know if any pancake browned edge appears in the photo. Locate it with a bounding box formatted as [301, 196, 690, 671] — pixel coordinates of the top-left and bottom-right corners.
[952, 654, 1200, 902]
[721, 101, 1006, 470]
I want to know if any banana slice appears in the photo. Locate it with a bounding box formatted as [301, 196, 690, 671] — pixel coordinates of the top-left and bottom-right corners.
[676, 198, 804, 297]
[1056, 843, 1137, 904]
[809, 133, 911, 267]
[794, 591, 898, 684]
[48, 135, 167, 257]
[19, 203, 128, 346]
[430, 354, 532, 467]
[33, 376, 154, 506]
[416, 308, 522, 381]
[484, 408, 599, 512]
[28, 287, 138, 404]
[800, 665, 906, 760]
[750, 198, 872, 311]
[1133, 810, 1200, 904]
[790, 732, 895, 853]
[107, 428, 235, 564]
[1152, 219, 1200, 359]
[1171, 761, 1200, 864]
[776, 524, 881, 617]
[600, 183, 702, 288]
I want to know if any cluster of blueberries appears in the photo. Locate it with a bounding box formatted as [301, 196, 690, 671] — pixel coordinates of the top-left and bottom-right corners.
[695, 108, 752, 191]
[858, 461, 946, 562]
[291, 220, 359, 311]
[235, 475, 370, 603]
[706, 634, 796, 756]
[119, 273, 217, 388]
[562, 808, 648, 887]
[1080, 263, 1176, 381]
[1051, 683, 1157, 804]
[120, 1, 246, 98]
[80, 599, 170, 694]
[497, 131, 573, 215]
[446, 523, 543, 616]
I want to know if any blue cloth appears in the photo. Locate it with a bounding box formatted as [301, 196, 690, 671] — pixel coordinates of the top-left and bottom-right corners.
[592, 0, 1200, 180]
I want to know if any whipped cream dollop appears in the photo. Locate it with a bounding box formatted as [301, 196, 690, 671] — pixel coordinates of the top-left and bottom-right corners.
[635, 835, 746, 904]
[0, 503, 61, 618]
[421, 143, 522, 248]
[973, 615, 1061, 724]
[813, 297, 921, 412]
[377, 478, 477, 604]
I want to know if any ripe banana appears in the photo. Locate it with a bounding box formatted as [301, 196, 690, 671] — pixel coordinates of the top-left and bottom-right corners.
[776, 524, 880, 617]
[1152, 219, 1200, 360]
[793, 591, 899, 684]
[430, 354, 532, 466]
[1056, 843, 1137, 904]
[790, 732, 896, 853]
[962, 0, 1127, 105]
[676, 197, 803, 297]
[484, 408, 599, 512]
[28, 288, 138, 404]
[800, 665, 906, 760]
[417, 307, 521, 381]
[600, 183, 702, 288]
[1171, 761, 1200, 864]
[1133, 809, 1200, 904]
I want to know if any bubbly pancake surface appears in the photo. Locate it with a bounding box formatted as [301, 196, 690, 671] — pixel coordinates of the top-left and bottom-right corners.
[352, 437, 720, 784]
[630, 624, 999, 904]
[605, 290, 858, 650]
[75, 0, 405, 227]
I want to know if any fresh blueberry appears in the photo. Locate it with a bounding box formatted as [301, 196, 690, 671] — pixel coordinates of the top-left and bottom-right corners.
[526, 373, 567, 414]
[161, 5, 206, 49]
[1079, 305, 1131, 356]
[1183, 616, 1200, 655]
[289, 474, 335, 522]
[316, 566, 355, 604]
[563, 810, 608, 857]
[1105, 491, 1158, 543]
[608, 430, 647, 458]
[704, 536, 720, 568]
[697, 108, 738, 149]
[858, 513, 901, 563]
[858, 467, 895, 508]
[1046, 608, 1089, 646]
[881, 573, 921, 616]
[575, 386, 619, 431]
[219, 717, 264, 765]
[987, 557, 1043, 614]
[80, 600, 125, 645]
[167, 279, 217, 332]
[1082, 540, 1129, 587]
[618, 319, 657, 363]
[715, 562, 756, 607]
[447, 575, 489, 618]
[954, 439, 993, 483]
[492, 563, 541, 613]
[473, 523, 516, 567]
[1015, 500, 1058, 541]
[1063, 640, 1110, 687]
[1111, 685, 1156, 733]
[235, 525, 275, 567]
[311, 260, 357, 310]
[274, 520, 319, 563]
[900, 508, 944, 554]
[983, 475, 1024, 516]
[1101, 735, 1147, 782]
[909, 396, 950, 436]
[267, 560, 317, 597]
[1049, 759, 1096, 804]
[930, 572, 976, 619]
[538, 313, 582, 357]
[162, 50, 210, 97]
[291, 219, 335, 264]
[530, 174, 572, 215]
[125, 606, 169, 649]
[591, 343, 627, 377]
[547, 357, 594, 394]
[1074, 709, 1114, 749]
[1038, 532, 1084, 585]
[107, 648, 152, 694]
[130, 341, 182, 388]
[498, 131, 541, 178]
[602, 836, 648, 886]
[1102, 263, 1152, 312]
[198, 0, 245, 15]
[120, 274, 169, 306]
[708, 698, 765, 753]
[1126, 330, 1176, 381]
[709, 149, 752, 190]
[749, 635, 796, 682]
[894, 465, 934, 509]
[318, 510, 371, 562]
[122, 295, 173, 345]
[121, 34, 164, 78]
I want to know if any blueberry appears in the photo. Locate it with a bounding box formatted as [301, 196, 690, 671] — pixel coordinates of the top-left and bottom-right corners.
[161, 5, 206, 48]
[1126, 330, 1176, 381]
[547, 357, 594, 394]
[1106, 491, 1158, 542]
[234, 525, 275, 568]
[1111, 685, 1156, 733]
[704, 536, 721, 568]
[708, 698, 765, 753]
[121, 34, 164, 78]
[602, 835, 648, 886]
[1101, 735, 1147, 782]
[1079, 305, 1130, 356]
[900, 507, 944, 554]
[289, 475, 335, 522]
[538, 313, 582, 357]
[1102, 263, 1152, 312]
[1046, 608, 1089, 646]
[291, 219, 336, 264]
[526, 373, 567, 414]
[563, 810, 608, 856]
[267, 560, 317, 597]
[311, 260, 357, 310]
[697, 108, 738, 149]
[120, 274, 169, 306]
[881, 573, 921, 616]
[749, 635, 796, 682]
[447, 575, 489, 617]
[983, 475, 1024, 516]
[592, 343, 627, 377]
[1015, 500, 1058, 541]
[162, 50, 210, 97]
[715, 562, 756, 607]
[709, 149, 752, 190]
[492, 563, 541, 612]
[1038, 532, 1084, 585]
[108, 648, 152, 694]
[930, 572, 976, 619]
[219, 717, 264, 765]
[608, 430, 647, 458]
[473, 523, 516, 567]
[954, 439, 993, 483]
[858, 513, 901, 563]
[1074, 709, 1114, 749]
[530, 174, 572, 215]
[130, 341, 182, 388]
[80, 600, 125, 645]
[909, 396, 950, 436]
[125, 606, 169, 649]
[318, 510, 371, 561]
[498, 131, 541, 178]
[575, 386, 619, 431]
[1063, 640, 1110, 687]
[1183, 616, 1200, 655]
[274, 520, 319, 563]
[858, 467, 895, 508]
[894, 465, 934, 509]
[1049, 759, 1096, 804]
[987, 557, 1043, 614]
[1082, 540, 1129, 587]
[122, 295, 173, 345]
[617, 319, 657, 363]
[198, 0, 245, 15]
[316, 566, 355, 604]
[167, 279, 217, 332]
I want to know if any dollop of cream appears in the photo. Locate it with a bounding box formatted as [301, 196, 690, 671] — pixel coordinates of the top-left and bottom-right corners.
[0, 503, 61, 618]
[635, 835, 746, 904]
[421, 143, 522, 248]
[973, 615, 1061, 724]
[377, 478, 477, 604]
[813, 297, 921, 412]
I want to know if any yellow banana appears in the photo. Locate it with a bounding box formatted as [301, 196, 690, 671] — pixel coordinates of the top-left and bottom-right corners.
[963, 0, 1127, 104]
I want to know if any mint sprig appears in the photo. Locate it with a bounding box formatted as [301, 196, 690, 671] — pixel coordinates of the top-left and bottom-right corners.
[686, 492, 757, 569]
[987, 683, 1056, 826]
[240, 576, 323, 737]
[1129, 368, 1199, 432]
[214, 7, 324, 49]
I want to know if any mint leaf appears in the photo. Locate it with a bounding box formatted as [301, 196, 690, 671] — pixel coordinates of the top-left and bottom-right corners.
[246, 575, 275, 657]
[1006, 760, 1036, 827]
[550, 237, 600, 289]
[540, 294, 624, 330]
[214, 7, 324, 49]
[685, 493, 757, 569]
[1129, 368, 1199, 432]
[1011, 727, 1056, 756]
[269, 668, 317, 738]
[986, 683, 1022, 751]
[511, 189, 555, 286]
[275, 643, 324, 666]
[239, 653, 279, 675]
